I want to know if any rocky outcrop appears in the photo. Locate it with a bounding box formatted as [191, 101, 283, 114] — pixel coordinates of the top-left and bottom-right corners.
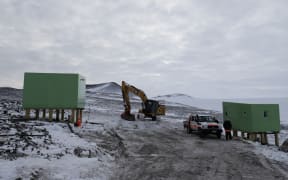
[279, 139, 288, 152]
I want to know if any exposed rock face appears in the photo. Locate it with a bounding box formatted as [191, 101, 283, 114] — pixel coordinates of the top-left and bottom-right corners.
[280, 139, 288, 152]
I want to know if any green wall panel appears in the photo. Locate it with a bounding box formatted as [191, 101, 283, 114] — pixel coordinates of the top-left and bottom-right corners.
[223, 102, 280, 132]
[23, 72, 86, 109]
[250, 104, 280, 132]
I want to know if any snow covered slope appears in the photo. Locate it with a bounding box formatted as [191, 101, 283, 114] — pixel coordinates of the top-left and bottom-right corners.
[155, 94, 220, 110]
[86, 82, 121, 94]
[0, 87, 22, 100]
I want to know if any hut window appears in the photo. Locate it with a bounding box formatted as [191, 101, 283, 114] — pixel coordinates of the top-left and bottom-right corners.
[225, 112, 228, 116]
[243, 112, 247, 117]
[264, 111, 268, 117]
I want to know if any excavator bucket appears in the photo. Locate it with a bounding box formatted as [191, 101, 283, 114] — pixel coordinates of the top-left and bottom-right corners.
[121, 112, 136, 121]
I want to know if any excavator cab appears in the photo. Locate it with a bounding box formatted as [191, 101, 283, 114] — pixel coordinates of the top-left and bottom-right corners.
[141, 100, 159, 120]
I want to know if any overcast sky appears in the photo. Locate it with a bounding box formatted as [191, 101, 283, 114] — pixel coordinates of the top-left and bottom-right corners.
[0, 0, 287, 98]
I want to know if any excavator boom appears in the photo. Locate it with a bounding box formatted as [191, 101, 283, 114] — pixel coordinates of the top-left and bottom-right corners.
[121, 81, 137, 120]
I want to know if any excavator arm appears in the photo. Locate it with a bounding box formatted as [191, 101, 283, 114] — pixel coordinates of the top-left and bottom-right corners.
[121, 81, 165, 121]
[121, 81, 146, 120]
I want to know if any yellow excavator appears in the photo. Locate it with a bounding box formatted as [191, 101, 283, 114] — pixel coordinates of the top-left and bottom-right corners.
[121, 81, 165, 121]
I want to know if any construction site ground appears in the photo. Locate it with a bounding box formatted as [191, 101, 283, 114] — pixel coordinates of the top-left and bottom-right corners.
[111, 118, 288, 180]
[1, 89, 288, 179]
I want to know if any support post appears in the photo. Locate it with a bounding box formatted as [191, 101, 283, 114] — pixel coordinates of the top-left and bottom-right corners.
[25, 109, 30, 120]
[35, 109, 39, 120]
[71, 109, 75, 123]
[241, 131, 245, 139]
[80, 109, 83, 121]
[56, 109, 60, 121]
[42, 109, 46, 120]
[264, 133, 268, 144]
[233, 130, 238, 137]
[275, 133, 279, 147]
[61, 109, 65, 121]
[261, 133, 267, 145]
[76, 109, 80, 121]
[249, 133, 257, 142]
[49, 109, 53, 121]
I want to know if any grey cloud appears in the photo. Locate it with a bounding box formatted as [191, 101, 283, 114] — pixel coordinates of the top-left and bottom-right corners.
[0, 0, 287, 98]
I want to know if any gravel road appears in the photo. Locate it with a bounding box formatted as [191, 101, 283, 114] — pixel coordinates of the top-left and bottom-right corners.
[113, 120, 288, 180]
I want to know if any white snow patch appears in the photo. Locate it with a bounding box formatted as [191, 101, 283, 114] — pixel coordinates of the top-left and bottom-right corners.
[253, 143, 288, 165]
[0, 155, 113, 180]
[86, 82, 120, 94]
[0, 120, 115, 179]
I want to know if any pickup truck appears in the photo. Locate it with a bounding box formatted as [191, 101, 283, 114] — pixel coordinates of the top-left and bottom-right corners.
[184, 114, 222, 138]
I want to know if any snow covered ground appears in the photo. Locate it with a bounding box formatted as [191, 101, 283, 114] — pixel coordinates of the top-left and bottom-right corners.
[154, 93, 288, 166]
[1, 83, 288, 179]
[0, 119, 116, 179]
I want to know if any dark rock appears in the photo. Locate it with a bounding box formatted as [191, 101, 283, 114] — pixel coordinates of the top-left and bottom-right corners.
[74, 147, 83, 157]
[279, 139, 288, 152]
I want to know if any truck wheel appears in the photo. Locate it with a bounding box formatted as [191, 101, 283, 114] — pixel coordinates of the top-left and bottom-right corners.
[200, 132, 206, 138]
[217, 132, 221, 139]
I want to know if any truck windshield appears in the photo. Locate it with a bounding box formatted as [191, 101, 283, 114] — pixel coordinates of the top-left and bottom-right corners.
[198, 116, 213, 122]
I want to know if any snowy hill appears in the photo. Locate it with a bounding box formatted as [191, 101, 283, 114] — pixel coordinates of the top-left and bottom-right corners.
[155, 94, 221, 111]
[155, 93, 194, 99]
[86, 82, 121, 94]
[0, 87, 22, 100]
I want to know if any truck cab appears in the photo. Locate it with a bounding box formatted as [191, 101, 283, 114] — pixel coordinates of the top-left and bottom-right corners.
[185, 114, 222, 138]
